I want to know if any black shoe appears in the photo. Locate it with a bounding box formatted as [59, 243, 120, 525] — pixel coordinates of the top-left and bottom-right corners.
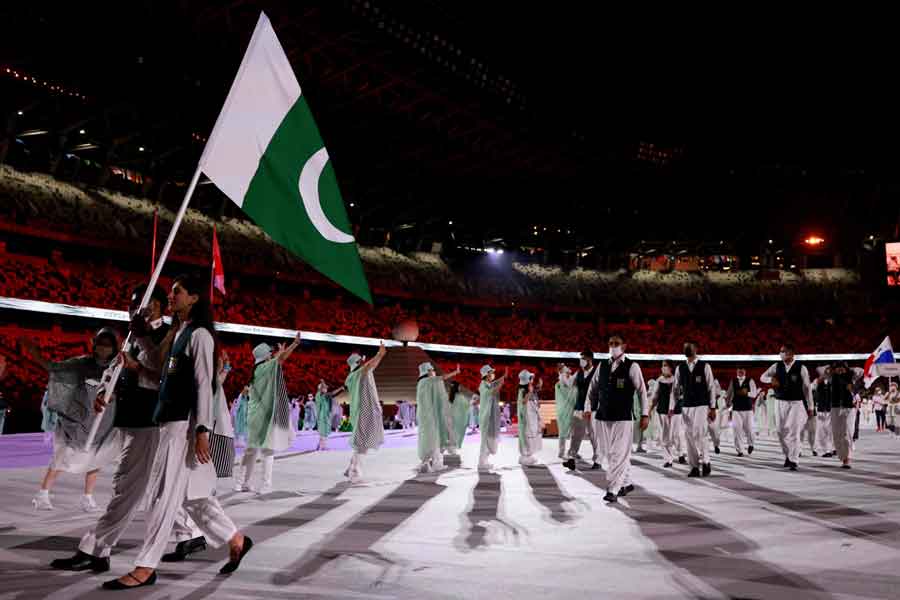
[591, 462, 601, 470]
[162, 536, 207, 563]
[678, 456, 687, 465]
[618, 484, 635, 497]
[812, 451, 818, 457]
[714, 446, 720, 454]
[823, 452, 833, 458]
[747, 446, 754, 455]
[51, 551, 109, 573]
[603, 492, 618, 503]
[702, 463, 712, 477]
[789, 462, 798, 471]
[102, 571, 157, 590]
[635, 447, 647, 454]
[737, 452, 744, 457]
[688, 467, 701, 478]
[663, 462, 673, 468]
[562, 458, 576, 471]
[841, 464, 851, 469]
[219, 536, 253, 575]
[783, 459, 791, 468]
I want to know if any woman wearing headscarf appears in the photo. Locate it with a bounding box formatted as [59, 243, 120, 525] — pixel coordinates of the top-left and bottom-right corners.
[554, 364, 577, 459]
[478, 364, 508, 471]
[344, 343, 388, 483]
[517, 369, 543, 467]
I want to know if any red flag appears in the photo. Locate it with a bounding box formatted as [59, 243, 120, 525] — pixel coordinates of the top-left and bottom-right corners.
[211, 225, 226, 302]
[151, 207, 159, 276]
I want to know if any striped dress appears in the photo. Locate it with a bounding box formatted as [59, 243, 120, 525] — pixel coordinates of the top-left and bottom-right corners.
[346, 368, 384, 453]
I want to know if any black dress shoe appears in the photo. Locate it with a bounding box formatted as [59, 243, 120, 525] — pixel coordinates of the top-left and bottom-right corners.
[678, 456, 687, 464]
[602, 492, 618, 503]
[618, 484, 635, 497]
[747, 446, 754, 455]
[562, 459, 576, 471]
[51, 551, 109, 573]
[688, 467, 701, 477]
[162, 536, 207, 563]
[714, 446, 720, 454]
[591, 462, 601, 470]
[663, 462, 673, 468]
[788, 461, 798, 471]
[812, 451, 818, 457]
[702, 463, 712, 477]
[841, 463, 851, 469]
[783, 458, 791, 468]
[219, 536, 253, 575]
[635, 447, 647, 454]
[737, 452, 744, 457]
[102, 571, 157, 590]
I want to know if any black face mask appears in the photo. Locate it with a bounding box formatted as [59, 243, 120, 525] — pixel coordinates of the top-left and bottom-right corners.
[684, 346, 695, 358]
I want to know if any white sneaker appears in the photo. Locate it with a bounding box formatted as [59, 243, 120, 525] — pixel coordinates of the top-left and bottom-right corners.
[446, 448, 459, 456]
[519, 455, 539, 467]
[259, 484, 273, 495]
[80, 495, 99, 512]
[477, 461, 492, 472]
[33, 492, 53, 511]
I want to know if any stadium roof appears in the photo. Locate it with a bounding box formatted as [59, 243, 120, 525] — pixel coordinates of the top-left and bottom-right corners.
[1, 2, 896, 257]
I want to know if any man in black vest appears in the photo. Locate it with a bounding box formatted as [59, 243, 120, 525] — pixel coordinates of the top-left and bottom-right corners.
[725, 367, 757, 457]
[670, 340, 717, 477]
[811, 366, 835, 458]
[760, 343, 813, 471]
[588, 334, 649, 503]
[649, 360, 684, 468]
[829, 362, 863, 469]
[564, 349, 601, 470]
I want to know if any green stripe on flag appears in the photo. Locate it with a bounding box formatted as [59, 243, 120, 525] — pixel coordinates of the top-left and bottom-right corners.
[243, 96, 372, 304]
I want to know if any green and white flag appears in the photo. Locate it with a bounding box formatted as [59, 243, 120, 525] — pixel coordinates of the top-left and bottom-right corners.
[200, 12, 372, 304]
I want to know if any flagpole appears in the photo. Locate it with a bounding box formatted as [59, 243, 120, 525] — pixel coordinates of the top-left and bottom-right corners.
[85, 166, 204, 447]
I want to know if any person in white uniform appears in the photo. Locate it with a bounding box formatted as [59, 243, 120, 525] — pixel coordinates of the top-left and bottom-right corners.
[102, 275, 252, 590]
[725, 367, 757, 457]
[563, 349, 602, 470]
[829, 362, 863, 468]
[759, 343, 813, 471]
[670, 340, 717, 478]
[587, 334, 649, 502]
[811, 366, 835, 457]
[649, 360, 684, 468]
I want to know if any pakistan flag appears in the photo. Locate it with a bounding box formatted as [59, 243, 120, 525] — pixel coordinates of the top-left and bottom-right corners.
[199, 12, 372, 304]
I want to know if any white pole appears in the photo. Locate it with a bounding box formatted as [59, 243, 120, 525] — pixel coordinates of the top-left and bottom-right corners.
[84, 166, 203, 447]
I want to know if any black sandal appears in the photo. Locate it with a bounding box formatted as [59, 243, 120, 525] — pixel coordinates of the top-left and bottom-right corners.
[101, 571, 157, 590]
[219, 536, 253, 575]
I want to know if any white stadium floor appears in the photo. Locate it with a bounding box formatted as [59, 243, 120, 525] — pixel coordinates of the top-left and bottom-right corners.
[0, 424, 898, 600]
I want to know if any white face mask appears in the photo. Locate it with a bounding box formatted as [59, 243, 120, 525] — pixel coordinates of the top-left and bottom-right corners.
[579, 358, 588, 368]
[610, 346, 624, 359]
[780, 352, 787, 361]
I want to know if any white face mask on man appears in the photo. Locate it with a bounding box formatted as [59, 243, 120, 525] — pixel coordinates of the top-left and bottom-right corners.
[610, 346, 624, 359]
[579, 358, 588, 368]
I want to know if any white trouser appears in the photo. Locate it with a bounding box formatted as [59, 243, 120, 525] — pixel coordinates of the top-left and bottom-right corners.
[239, 447, 275, 489]
[558, 435, 568, 457]
[79, 428, 159, 558]
[569, 413, 600, 463]
[801, 412, 817, 453]
[831, 408, 855, 462]
[597, 420, 633, 495]
[682, 406, 710, 468]
[777, 400, 808, 463]
[814, 412, 834, 454]
[708, 419, 721, 448]
[660, 413, 684, 463]
[135, 421, 237, 569]
[732, 410, 754, 453]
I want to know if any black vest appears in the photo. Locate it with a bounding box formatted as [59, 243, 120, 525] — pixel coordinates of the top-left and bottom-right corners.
[574, 366, 595, 411]
[775, 362, 804, 401]
[830, 373, 855, 409]
[155, 324, 200, 424]
[114, 322, 170, 428]
[679, 361, 710, 407]
[593, 358, 636, 422]
[731, 378, 753, 411]
[814, 381, 832, 413]
[655, 380, 679, 415]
